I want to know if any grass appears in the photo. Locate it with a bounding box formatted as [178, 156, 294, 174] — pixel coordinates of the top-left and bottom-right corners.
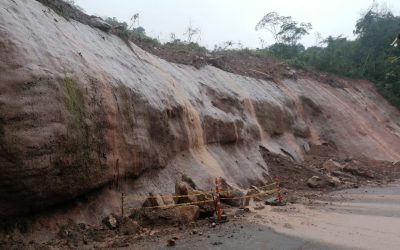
[63, 78, 84, 131]
[62, 78, 90, 166]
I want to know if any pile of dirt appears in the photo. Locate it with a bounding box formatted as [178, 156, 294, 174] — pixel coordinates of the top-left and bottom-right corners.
[260, 143, 400, 192]
[0, 214, 217, 249]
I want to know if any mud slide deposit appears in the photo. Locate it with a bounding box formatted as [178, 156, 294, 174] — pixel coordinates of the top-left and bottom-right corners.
[0, 0, 400, 218]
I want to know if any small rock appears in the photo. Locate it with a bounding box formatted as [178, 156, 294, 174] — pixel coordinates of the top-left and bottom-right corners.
[192, 229, 198, 235]
[211, 222, 216, 228]
[172, 236, 179, 240]
[212, 242, 223, 245]
[78, 223, 87, 230]
[323, 159, 342, 172]
[327, 175, 342, 187]
[331, 170, 356, 181]
[307, 176, 323, 188]
[119, 218, 139, 235]
[284, 223, 293, 229]
[343, 166, 372, 178]
[138, 205, 200, 224]
[344, 158, 352, 162]
[167, 239, 176, 247]
[303, 142, 311, 152]
[254, 204, 265, 210]
[241, 207, 250, 212]
[102, 214, 118, 229]
[265, 197, 285, 206]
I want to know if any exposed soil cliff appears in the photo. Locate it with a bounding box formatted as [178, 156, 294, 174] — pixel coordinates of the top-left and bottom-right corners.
[0, 0, 400, 218]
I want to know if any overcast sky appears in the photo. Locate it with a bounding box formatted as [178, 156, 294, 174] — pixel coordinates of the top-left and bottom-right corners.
[75, 0, 400, 48]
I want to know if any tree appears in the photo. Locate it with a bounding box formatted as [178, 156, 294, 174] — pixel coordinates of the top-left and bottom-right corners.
[278, 21, 312, 45]
[255, 12, 289, 42]
[184, 23, 201, 43]
[62, 0, 85, 12]
[256, 12, 312, 45]
[258, 37, 266, 49]
[129, 13, 140, 30]
[314, 32, 323, 46]
[291, 2, 400, 108]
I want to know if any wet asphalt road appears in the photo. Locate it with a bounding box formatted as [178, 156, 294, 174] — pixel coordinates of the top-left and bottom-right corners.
[132, 220, 347, 250]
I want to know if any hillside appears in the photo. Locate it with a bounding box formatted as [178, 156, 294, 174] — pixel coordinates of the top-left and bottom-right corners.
[0, 0, 400, 221]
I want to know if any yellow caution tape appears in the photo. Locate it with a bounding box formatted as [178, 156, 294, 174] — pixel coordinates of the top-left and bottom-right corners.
[217, 182, 277, 195]
[123, 182, 277, 202]
[124, 191, 213, 201]
[124, 188, 279, 210]
[256, 182, 277, 189]
[125, 199, 214, 210]
[219, 189, 278, 200]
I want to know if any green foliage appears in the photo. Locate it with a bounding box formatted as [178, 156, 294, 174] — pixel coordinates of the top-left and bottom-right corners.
[63, 78, 85, 132]
[268, 3, 400, 108]
[63, 78, 91, 166]
[104, 17, 161, 48]
[269, 43, 305, 59]
[62, 0, 84, 11]
[164, 40, 207, 54]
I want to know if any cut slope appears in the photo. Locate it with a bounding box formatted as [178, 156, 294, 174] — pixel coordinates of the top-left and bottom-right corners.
[0, 0, 399, 217]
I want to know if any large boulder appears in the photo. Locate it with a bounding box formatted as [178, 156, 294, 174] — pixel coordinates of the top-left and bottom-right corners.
[219, 178, 244, 207]
[174, 180, 214, 217]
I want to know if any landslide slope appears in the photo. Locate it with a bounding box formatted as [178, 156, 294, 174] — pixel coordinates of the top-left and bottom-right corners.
[0, 0, 399, 217]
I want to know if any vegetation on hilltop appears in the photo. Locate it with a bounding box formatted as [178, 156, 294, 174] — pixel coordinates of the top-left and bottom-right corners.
[44, 0, 400, 108]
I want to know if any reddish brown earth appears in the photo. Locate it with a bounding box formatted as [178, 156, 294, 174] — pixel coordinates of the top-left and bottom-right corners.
[0, 0, 399, 234]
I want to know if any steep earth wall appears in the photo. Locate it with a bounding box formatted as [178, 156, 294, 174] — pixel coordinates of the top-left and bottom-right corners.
[0, 0, 400, 217]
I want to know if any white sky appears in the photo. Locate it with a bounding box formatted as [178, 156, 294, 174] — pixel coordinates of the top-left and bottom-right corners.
[75, 0, 400, 48]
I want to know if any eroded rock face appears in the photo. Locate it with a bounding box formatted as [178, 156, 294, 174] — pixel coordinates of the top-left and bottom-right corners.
[0, 0, 400, 217]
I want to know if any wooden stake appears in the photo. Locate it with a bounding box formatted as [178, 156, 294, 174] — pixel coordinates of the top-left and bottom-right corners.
[121, 192, 125, 218]
[275, 177, 283, 204]
[215, 177, 222, 221]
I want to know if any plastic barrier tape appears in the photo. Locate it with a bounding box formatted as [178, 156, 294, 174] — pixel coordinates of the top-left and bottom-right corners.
[125, 199, 214, 210]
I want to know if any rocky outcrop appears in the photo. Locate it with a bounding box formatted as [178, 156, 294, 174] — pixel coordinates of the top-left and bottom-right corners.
[0, 0, 400, 217]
